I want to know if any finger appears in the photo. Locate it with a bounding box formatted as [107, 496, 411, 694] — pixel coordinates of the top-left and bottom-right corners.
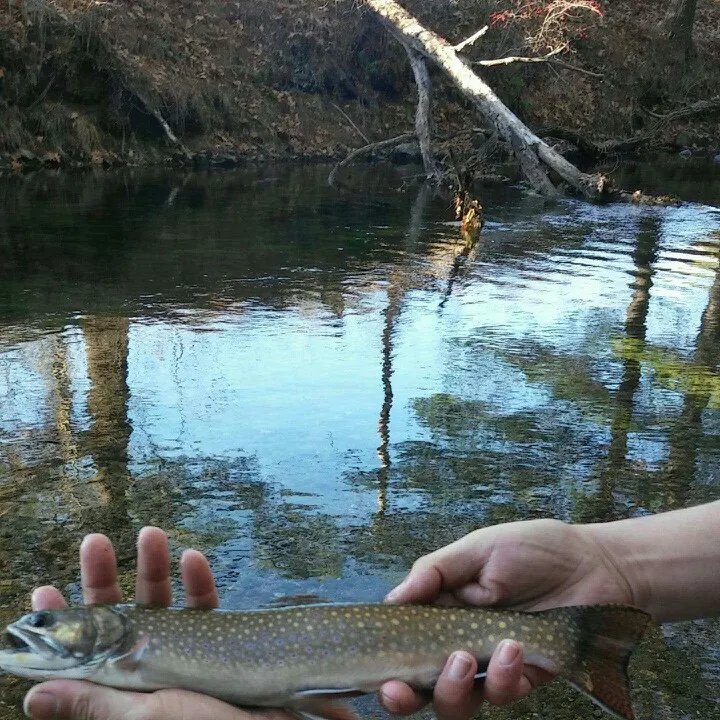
[378, 680, 428, 716]
[135, 527, 172, 607]
[385, 567, 447, 604]
[181, 549, 219, 609]
[24, 681, 143, 720]
[385, 531, 495, 604]
[482, 640, 532, 706]
[80, 534, 122, 605]
[149, 689, 292, 720]
[432, 651, 483, 720]
[31, 587, 67, 611]
[24, 681, 289, 720]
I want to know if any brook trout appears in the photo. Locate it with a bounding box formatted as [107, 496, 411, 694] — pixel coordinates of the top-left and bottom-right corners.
[0, 603, 650, 720]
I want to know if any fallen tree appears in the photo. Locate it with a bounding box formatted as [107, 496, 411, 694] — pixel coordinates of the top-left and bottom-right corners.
[361, 0, 609, 200]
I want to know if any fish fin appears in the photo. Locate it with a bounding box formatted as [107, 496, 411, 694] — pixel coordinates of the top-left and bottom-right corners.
[111, 635, 150, 672]
[561, 605, 651, 720]
[267, 595, 335, 608]
[292, 689, 362, 697]
[290, 698, 360, 720]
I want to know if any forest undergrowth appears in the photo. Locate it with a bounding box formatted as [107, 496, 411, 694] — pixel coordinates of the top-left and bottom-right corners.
[0, 0, 718, 170]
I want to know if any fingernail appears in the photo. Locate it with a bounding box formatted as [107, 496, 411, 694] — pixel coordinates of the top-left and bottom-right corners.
[384, 580, 406, 603]
[24, 691, 59, 720]
[448, 651, 473, 680]
[498, 639, 520, 667]
[30, 589, 43, 611]
[80, 533, 100, 549]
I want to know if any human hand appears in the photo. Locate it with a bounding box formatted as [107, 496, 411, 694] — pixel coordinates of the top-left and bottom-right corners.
[23, 528, 290, 720]
[379, 518, 634, 720]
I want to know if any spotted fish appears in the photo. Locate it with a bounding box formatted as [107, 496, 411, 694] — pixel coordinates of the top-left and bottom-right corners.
[0, 603, 650, 720]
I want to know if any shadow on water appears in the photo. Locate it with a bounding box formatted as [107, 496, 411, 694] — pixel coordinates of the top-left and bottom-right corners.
[1, 164, 720, 719]
[599, 156, 720, 207]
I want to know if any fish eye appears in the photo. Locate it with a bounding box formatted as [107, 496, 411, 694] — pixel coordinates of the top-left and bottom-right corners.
[27, 611, 55, 629]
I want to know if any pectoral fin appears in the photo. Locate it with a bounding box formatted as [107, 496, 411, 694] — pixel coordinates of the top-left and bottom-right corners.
[111, 635, 150, 672]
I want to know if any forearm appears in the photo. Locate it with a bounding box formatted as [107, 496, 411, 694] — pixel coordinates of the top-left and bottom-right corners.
[584, 501, 720, 623]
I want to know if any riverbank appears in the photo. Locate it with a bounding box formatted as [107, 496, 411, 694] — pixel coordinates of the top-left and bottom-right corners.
[1, 0, 719, 172]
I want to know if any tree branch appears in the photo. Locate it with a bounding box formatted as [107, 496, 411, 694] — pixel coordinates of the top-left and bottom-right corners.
[328, 132, 415, 187]
[475, 54, 604, 79]
[453, 25, 488, 52]
[644, 96, 720, 123]
[330, 102, 370, 144]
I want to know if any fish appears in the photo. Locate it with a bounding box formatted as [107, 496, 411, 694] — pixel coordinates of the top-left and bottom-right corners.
[0, 602, 650, 720]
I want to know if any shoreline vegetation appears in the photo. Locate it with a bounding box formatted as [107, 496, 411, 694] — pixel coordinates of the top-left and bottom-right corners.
[1, 0, 719, 185]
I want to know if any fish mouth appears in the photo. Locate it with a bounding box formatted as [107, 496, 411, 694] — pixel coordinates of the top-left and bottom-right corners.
[0, 627, 83, 675]
[6, 624, 67, 659]
[5, 629, 30, 651]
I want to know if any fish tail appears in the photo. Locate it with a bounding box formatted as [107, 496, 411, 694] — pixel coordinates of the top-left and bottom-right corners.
[562, 605, 651, 720]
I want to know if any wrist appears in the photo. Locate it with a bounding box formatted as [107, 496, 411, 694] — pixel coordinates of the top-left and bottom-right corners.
[580, 502, 720, 622]
[578, 521, 649, 612]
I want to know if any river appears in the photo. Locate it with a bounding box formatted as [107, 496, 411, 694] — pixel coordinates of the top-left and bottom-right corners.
[1, 163, 719, 718]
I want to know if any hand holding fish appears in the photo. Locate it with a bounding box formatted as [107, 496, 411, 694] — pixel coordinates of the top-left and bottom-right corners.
[379, 517, 633, 720]
[23, 528, 288, 720]
[380, 501, 720, 720]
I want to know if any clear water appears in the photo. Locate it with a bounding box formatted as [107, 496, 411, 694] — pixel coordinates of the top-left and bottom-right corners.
[1, 165, 719, 718]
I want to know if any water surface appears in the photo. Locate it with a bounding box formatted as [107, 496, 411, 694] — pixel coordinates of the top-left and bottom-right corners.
[1, 165, 720, 718]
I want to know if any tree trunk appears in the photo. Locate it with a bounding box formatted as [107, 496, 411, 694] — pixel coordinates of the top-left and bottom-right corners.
[663, 0, 697, 59]
[364, 0, 605, 200]
[403, 44, 440, 180]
